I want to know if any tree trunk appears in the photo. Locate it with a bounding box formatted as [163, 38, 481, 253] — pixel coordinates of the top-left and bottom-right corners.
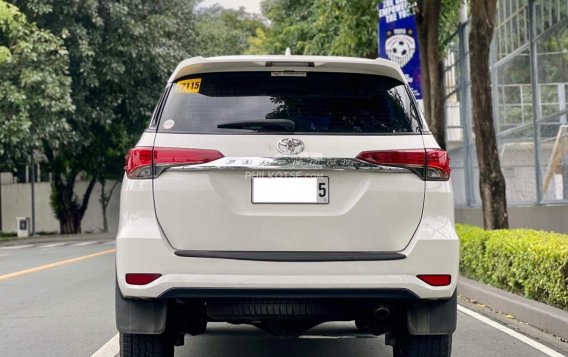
[59, 209, 82, 234]
[415, 0, 446, 149]
[416, 1, 431, 122]
[469, 0, 509, 229]
[50, 173, 97, 234]
[102, 199, 108, 233]
[99, 179, 108, 233]
[99, 178, 119, 233]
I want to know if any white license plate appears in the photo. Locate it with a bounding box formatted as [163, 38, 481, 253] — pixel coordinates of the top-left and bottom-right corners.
[251, 177, 329, 204]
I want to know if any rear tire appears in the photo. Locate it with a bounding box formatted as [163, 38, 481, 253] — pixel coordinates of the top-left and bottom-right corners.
[392, 334, 452, 357]
[120, 333, 174, 357]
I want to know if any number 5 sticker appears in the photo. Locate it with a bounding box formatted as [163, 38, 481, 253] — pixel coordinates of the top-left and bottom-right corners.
[176, 78, 201, 93]
[317, 177, 329, 203]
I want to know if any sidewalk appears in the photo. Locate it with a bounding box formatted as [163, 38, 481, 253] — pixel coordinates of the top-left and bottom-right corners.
[458, 276, 568, 340]
[0, 232, 115, 247]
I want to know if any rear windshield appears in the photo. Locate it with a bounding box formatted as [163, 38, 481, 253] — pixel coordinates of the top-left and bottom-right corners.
[157, 72, 421, 134]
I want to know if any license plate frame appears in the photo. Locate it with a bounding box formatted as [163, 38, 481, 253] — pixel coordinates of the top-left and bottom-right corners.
[251, 176, 329, 204]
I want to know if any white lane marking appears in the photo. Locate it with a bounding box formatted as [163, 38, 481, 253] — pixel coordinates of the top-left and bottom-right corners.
[39, 242, 69, 249]
[71, 241, 98, 246]
[458, 305, 566, 357]
[91, 333, 119, 357]
[0, 244, 34, 250]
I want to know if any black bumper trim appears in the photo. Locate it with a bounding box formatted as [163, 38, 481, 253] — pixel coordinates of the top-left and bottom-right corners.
[173, 250, 406, 262]
[159, 288, 419, 299]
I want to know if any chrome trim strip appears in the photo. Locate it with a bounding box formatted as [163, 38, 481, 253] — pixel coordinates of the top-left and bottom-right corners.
[159, 288, 419, 299]
[163, 157, 410, 174]
[173, 250, 406, 262]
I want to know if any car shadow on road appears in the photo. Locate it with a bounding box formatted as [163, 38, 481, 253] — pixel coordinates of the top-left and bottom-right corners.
[177, 322, 392, 357]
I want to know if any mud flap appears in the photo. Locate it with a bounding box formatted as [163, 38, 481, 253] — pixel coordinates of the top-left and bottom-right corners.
[406, 290, 457, 335]
[115, 282, 168, 334]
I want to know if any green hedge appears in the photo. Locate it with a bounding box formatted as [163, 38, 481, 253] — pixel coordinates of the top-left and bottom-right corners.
[456, 224, 568, 310]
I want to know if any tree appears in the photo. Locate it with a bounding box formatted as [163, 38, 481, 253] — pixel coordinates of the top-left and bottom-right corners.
[195, 5, 267, 56]
[469, 0, 508, 229]
[415, 0, 445, 149]
[251, 0, 378, 58]
[414, 0, 462, 150]
[249, 0, 313, 55]
[11, 0, 200, 233]
[89, 120, 130, 233]
[98, 178, 119, 233]
[0, 0, 73, 172]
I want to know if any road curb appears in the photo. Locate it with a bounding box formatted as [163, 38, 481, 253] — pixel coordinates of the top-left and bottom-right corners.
[458, 276, 568, 340]
[0, 233, 115, 247]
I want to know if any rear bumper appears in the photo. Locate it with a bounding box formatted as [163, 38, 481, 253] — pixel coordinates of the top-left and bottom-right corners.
[116, 227, 459, 300]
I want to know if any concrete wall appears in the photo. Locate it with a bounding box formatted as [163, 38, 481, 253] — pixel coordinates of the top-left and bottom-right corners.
[3, 173, 568, 234]
[0, 176, 120, 234]
[455, 205, 568, 233]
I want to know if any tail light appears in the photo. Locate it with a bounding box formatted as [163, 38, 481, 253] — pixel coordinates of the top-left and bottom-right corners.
[356, 149, 450, 181]
[125, 147, 224, 179]
[125, 147, 153, 179]
[417, 274, 452, 286]
[125, 273, 162, 285]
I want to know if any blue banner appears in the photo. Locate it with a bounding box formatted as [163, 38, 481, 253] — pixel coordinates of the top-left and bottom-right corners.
[377, 0, 422, 99]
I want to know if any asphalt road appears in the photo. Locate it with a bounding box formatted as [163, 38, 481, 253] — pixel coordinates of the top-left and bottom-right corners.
[0, 241, 566, 357]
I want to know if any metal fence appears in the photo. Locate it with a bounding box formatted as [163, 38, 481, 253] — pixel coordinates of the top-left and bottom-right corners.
[444, 0, 568, 207]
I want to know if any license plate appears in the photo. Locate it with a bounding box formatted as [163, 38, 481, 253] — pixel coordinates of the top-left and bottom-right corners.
[251, 177, 329, 204]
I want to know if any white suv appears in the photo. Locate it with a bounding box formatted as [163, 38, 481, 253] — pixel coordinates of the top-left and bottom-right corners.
[116, 55, 458, 357]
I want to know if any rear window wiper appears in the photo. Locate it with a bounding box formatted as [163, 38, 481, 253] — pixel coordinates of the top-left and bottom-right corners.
[217, 119, 295, 131]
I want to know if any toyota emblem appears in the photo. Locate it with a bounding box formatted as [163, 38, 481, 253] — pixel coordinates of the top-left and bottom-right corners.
[277, 138, 304, 155]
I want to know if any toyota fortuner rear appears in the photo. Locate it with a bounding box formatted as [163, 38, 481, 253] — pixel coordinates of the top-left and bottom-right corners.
[116, 55, 459, 357]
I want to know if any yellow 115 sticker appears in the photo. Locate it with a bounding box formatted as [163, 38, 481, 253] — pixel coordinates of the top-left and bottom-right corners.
[176, 78, 201, 93]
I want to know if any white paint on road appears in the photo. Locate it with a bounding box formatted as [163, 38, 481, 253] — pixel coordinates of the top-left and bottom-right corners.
[71, 241, 99, 246]
[0, 244, 34, 250]
[39, 242, 69, 249]
[91, 333, 119, 357]
[457, 305, 566, 357]
[0, 240, 114, 251]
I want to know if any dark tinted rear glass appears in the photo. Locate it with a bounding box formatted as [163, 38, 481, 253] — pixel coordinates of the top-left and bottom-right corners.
[158, 72, 421, 134]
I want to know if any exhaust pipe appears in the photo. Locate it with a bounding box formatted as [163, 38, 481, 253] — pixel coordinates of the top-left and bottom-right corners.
[374, 305, 390, 319]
